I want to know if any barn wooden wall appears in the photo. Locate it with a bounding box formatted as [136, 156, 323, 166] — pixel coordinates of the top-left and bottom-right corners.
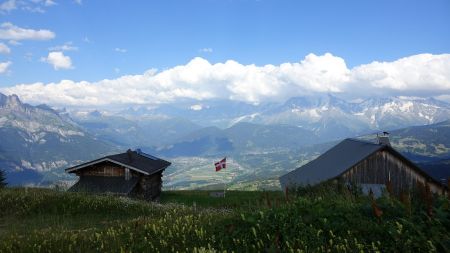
[341, 150, 443, 194]
[76, 163, 125, 177]
[74, 161, 165, 201]
[136, 171, 163, 201]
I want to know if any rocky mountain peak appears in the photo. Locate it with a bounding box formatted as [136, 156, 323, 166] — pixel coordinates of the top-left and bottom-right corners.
[0, 92, 23, 109]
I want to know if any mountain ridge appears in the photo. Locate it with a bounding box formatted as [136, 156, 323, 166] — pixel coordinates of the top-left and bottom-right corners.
[0, 92, 120, 185]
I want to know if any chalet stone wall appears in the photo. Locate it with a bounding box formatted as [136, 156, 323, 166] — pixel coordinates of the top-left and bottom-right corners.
[341, 150, 443, 194]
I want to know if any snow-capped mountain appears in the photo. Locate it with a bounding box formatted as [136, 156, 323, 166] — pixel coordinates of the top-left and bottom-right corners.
[69, 94, 450, 143]
[356, 97, 450, 128]
[235, 95, 450, 140]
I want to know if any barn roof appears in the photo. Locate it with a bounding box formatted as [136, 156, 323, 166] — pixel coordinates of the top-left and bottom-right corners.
[65, 149, 171, 175]
[68, 176, 139, 195]
[279, 138, 442, 189]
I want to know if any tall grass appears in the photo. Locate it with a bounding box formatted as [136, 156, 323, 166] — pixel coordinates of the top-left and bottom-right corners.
[0, 187, 448, 252]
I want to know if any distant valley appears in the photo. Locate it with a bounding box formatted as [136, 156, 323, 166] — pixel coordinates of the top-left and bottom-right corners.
[1, 92, 449, 189]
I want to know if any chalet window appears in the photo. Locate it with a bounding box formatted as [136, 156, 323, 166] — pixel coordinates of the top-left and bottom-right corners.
[125, 168, 131, 180]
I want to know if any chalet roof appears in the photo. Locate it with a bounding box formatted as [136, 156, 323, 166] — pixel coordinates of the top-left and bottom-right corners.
[68, 176, 139, 195]
[279, 138, 442, 189]
[65, 150, 171, 175]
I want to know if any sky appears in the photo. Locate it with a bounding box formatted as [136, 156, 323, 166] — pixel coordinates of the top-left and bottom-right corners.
[0, 0, 449, 106]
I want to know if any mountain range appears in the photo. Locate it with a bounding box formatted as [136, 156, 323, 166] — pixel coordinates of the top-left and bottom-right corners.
[0, 92, 449, 188]
[0, 93, 118, 185]
[73, 94, 450, 144]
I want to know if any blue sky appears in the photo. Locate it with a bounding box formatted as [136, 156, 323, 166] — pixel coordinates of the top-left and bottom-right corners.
[0, 0, 450, 106]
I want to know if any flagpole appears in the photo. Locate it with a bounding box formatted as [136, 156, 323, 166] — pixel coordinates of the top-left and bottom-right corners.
[223, 156, 227, 198]
[224, 178, 226, 198]
[214, 157, 227, 198]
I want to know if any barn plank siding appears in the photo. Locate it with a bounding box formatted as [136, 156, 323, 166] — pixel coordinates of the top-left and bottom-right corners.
[76, 162, 125, 177]
[72, 161, 166, 201]
[135, 171, 163, 201]
[341, 150, 442, 194]
[280, 139, 447, 195]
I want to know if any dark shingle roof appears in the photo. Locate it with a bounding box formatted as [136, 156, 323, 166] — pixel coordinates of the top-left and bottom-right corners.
[66, 150, 171, 175]
[106, 151, 171, 174]
[280, 139, 382, 189]
[279, 138, 444, 190]
[68, 176, 139, 195]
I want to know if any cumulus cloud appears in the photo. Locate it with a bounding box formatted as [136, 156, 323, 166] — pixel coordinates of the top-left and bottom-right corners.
[2, 53, 450, 106]
[350, 54, 450, 96]
[0, 42, 10, 53]
[0, 22, 55, 41]
[41, 51, 73, 70]
[0, 61, 11, 74]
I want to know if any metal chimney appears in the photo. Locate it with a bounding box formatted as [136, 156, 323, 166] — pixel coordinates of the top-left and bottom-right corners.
[377, 132, 391, 146]
[126, 149, 133, 162]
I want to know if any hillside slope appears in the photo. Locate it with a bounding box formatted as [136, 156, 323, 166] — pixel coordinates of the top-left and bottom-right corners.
[0, 93, 119, 185]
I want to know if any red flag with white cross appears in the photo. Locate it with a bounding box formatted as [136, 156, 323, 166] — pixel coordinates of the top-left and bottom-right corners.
[214, 157, 226, 172]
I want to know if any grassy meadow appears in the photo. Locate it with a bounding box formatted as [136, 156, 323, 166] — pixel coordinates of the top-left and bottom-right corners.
[0, 187, 449, 252]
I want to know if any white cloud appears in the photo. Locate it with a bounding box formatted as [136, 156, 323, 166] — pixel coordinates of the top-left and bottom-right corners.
[0, 61, 11, 74]
[2, 0, 55, 13]
[0, 0, 16, 12]
[41, 51, 73, 70]
[0, 42, 10, 53]
[114, 47, 127, 53]
[199, 48, 213, 53]
[190, 104, 204, 111]
[2, 53, 450, 107]
[350, 54, 450, 97]
[49, 41, 78, 51]
[0, 22, 55, 41]
[74, 0, 82, 5]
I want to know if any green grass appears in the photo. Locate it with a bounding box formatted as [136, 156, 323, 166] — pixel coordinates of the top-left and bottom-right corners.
[0, 187, 449, 252]
[160, 190, 283, 208]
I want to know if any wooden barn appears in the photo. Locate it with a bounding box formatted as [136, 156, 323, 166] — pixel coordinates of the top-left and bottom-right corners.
[66, 149, 171, 201]
[279, 137, 447, 196]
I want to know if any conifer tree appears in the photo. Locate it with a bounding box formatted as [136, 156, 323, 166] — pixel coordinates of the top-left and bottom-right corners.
[0, 169, 7, 188]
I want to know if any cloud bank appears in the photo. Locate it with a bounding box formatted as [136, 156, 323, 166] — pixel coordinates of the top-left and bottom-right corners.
[2, 53, 450, 106]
